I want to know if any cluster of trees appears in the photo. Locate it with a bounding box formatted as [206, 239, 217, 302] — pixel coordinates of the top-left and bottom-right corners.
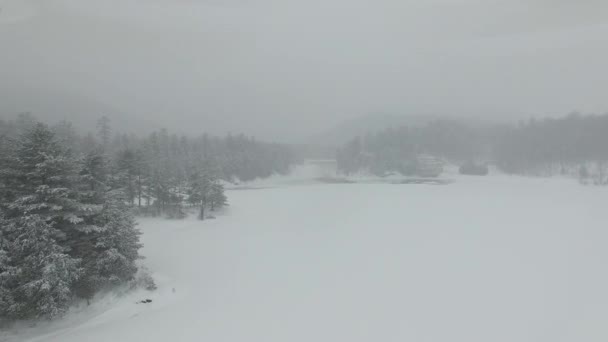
[493, 114, 608, 179]
[111, 127, 293, 218]
[337, 113, 608, 183]
[336, 120, 486, 176]
[1, 114, 296, 219]
[0, 114, 297, 320]
[0, 123, 142, 320]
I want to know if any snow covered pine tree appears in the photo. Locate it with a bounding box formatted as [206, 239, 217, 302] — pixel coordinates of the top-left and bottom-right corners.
[187, 169, 227, 220]
[72, 148, 143, 303]
[0, 215, 81, 319]
[0, 123, 83, 319]
[208, 179, 227, 212]
[0, 123, 144, 319]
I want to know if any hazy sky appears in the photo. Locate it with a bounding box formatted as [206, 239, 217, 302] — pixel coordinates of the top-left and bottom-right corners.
[1, 0, 608, 141]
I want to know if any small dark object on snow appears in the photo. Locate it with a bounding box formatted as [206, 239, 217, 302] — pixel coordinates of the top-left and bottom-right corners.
[137, 299, 153, 304]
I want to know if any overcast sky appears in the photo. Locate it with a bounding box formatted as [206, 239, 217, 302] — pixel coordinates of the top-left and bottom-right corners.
[1, 0, 608, 141]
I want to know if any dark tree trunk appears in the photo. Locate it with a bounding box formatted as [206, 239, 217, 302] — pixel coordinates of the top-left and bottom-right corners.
[137, 174, 142, 208]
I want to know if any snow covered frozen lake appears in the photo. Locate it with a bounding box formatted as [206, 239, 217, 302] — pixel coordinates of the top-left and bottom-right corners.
[8, 175, 608, 342]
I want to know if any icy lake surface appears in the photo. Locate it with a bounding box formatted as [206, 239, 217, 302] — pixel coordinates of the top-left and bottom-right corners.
[8, 175, 608, 342]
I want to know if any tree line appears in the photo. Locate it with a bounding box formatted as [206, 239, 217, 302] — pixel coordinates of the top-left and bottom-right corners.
[1, 114, 296, 218]
[336, 113, 608, 183]
[0, 114, 297, 321]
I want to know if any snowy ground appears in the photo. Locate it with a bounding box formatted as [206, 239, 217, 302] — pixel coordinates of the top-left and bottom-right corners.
[6, 173, 608, 342]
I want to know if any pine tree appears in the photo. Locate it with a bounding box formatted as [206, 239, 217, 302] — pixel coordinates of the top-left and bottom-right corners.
[0, 212, 16, 318]
[0, 215, 81, 319]
[14, 112, 37, 134]
[96, 116, 111, 149]
[73, 150, 142, 302]
[115, 149, 138, 206]
[93, 190, 142, 284]
[1, 123, 83, 231]
[208, 180, 227, 212]
[80, 148, 108, 202]
[0, 124, 86, 317]
[187, 171, 212, 220]
[71, 149, 108, 302]
[0, 135, 15, 202]
[133, 149, 146, 209]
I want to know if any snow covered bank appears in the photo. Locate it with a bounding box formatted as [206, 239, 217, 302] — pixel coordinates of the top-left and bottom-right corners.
[6, 175, 608, 341]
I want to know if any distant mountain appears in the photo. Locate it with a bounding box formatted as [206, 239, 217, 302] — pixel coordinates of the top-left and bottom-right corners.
[306, 114, 441, 147]
[0, 87, 160, 134]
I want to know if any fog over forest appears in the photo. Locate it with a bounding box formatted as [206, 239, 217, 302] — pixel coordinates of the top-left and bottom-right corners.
[2, 0, 608, 141]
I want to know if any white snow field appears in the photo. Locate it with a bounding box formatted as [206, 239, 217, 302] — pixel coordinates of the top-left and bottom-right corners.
[6, 174, 608, 342]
